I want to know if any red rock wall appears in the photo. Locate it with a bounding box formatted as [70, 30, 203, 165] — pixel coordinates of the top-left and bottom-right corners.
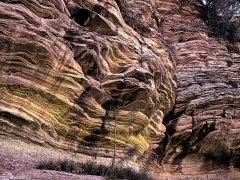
[158, 0, 240, 174]
[0, 0, 176, 162]
[0, 0, 240, 177]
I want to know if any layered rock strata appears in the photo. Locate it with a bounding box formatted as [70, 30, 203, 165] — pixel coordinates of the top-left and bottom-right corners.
[0, 0, 176, 161]
[0, 0, 240, 177]
[158, 0, 240, 174]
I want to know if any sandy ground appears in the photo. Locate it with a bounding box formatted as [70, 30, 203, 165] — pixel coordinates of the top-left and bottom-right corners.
[0, 134, 105, 180]
[0, 133, 240, 180]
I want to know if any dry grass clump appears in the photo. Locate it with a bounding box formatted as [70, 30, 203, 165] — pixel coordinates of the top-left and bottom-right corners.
[36, 159, 152, 180]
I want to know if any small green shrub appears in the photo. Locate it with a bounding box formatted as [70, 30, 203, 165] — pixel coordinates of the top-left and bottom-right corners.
[36, 159, 153, 180]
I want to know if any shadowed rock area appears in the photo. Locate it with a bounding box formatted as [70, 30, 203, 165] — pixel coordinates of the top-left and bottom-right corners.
[0, 0, 240, 179]
[158, 0, 240, 175]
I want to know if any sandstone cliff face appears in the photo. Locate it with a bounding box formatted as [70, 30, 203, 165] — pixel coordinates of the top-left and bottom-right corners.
[158, 0, 240, 174]
[0, 0, 240, 177]
[0, 0, 175, 163]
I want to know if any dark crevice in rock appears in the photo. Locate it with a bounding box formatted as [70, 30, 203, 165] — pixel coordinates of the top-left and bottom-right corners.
[162, 106, 184, 124]
[0, 111, 29, 127]
[83, 134, 102, 144]
[102, 99, 124, 111]
[234, 157, 240, 168]
[227, 60, 233, 67]
[114, 0, 123, 11]
[152, 13, 161, 28]
[155, 132, 170, 163]
[63, 35, 74, 42]
[228, 80, 238, 88]
[71, 9, 92, 27]
[156, 107, 178, 162]
[115, 0, 120, 5]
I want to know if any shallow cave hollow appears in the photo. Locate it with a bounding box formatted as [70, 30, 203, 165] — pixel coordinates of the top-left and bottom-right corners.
[72, 9, 92, 26]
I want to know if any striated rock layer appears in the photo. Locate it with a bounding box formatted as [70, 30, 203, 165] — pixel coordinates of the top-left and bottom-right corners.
[0, 0, 176, 163]
[0, 0, 240, 178]
[158, 0, 240, 175]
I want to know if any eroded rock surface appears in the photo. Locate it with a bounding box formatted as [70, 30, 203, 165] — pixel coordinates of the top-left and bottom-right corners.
[158, 0, 240, 174]
[0, 0, 175, 164]
[0, 0, 240, 178]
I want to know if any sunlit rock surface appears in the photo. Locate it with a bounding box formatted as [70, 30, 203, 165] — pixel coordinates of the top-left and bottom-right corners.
[0, 0, 240, 178]
[0, 0, 175, 162]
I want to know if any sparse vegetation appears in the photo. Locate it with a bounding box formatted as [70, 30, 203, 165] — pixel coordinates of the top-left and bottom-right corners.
[205, 0, 240, 43]
[36, 159, 153, 180]
[181, 0, 240, 43]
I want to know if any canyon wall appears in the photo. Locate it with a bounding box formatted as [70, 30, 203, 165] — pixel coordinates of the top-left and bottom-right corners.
[158, 0, 240, 174]
[0, 0, 176, 163]
[0, 0, 240, 177]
